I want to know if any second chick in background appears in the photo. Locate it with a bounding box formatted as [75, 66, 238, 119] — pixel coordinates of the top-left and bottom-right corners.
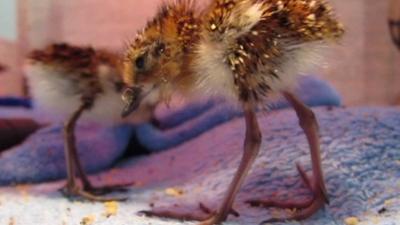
[25, 43, 157, 201]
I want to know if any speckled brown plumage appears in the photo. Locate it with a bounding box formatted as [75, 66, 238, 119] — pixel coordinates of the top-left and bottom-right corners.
[122, 1, 344, 224]
[123, 1, 202, 93]
[132, 0, 200, 52]
[202, 0, 344, 102]
[25, 43, 140, 201]
[204, 0, 343, 39]
[123, 0, 343, 104]
[28, 43, 124, 105]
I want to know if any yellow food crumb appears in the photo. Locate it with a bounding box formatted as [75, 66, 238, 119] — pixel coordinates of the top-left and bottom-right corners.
[165, 187, 184, 197]
[80, 215, 95, 225]
[103, 201, 119, 217]
[384, 199, 394, 206]
[344, 217, 359, 225]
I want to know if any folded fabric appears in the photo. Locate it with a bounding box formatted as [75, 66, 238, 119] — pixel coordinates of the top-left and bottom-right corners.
[115, 107, 400, 225]
[0, 123, 133, 185]
[0, 107, 398, 225]
[153, 75, 341, 130]
[0, 75, 341, 185]
[0, 119, 42, 152]
[136, 75, 342, 151]
[0, 97, 32, 108]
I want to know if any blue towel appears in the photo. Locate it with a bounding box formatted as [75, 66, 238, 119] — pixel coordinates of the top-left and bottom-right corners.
[136, 75, 341, 151]
[0, 123, 133, 185]
[0, 97, 32, 108]
[114, 106, 400, 225]
[0, 75, 341, 185]
[0, 107, 398, 225]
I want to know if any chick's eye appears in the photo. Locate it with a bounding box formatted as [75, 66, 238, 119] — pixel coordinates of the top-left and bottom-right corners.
[135, 55, 145, 70]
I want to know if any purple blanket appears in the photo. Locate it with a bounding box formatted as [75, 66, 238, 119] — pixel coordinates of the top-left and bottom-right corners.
[0, 75, 341, 185]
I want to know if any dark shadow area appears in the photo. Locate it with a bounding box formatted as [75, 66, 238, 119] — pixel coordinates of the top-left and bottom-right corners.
[122, 131, 152, 158]
[0, 118, 42, 153]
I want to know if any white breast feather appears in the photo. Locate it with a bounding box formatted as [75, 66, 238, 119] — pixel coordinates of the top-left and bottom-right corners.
[193, 39, 329, 103]
[25, 63, 83, 122]
[193, 41, 237, 101]
[25, 63, 126, 124]
[267, 41, 328, 94]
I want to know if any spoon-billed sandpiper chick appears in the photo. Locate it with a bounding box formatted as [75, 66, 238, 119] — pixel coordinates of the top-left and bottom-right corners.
[25, 43, 156, 201]
[122, 0, 344, 224]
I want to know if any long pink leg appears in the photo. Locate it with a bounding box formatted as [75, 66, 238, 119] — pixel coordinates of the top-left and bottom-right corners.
[141, 104, 262, 225]
[69, 136, 133, 196]
[61, 103, 126, 201]
[76, 104, 160, 195]
[247, 91, 329, 222]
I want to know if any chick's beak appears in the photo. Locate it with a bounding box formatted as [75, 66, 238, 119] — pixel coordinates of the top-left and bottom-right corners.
[121, 86, 143, 117]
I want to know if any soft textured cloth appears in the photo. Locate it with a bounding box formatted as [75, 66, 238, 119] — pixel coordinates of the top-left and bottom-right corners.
[0, 97, 32, 108]
[0, 76, 341, 185]
[0, 107, 398, 225]
[136, 75, 341, 151]
[0, 124, 134, 185]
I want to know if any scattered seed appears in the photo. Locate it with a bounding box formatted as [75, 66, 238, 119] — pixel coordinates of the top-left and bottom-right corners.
[165, 187, 184, 197]
[344, 217, 359, 225]
[103, 201, 119, 217]
[80, 215, 95, 225]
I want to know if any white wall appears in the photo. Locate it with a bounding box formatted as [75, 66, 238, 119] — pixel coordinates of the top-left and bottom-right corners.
[326, 0, 400, 106]
[0, 0, 17, 41]
[0, 0, 21, 96]
[25, 0, 162, 50]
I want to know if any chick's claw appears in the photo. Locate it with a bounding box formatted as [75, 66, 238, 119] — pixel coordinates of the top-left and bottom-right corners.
[59, 185, 128, 202]
[246, 164, 328, 223]
[82, 181, 135, 195]
[260, 197, 325, 223]
[139, 202, 239, 222]
[139, 209, 210, 221]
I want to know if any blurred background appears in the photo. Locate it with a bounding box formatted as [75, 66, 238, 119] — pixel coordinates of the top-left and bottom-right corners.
[0, 0, 399, 106]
